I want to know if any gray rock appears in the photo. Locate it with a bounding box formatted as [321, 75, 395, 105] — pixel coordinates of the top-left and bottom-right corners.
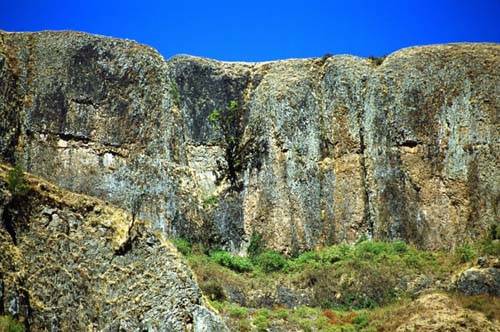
[0, 166, 228, 331]
[456, 267, 500, 296]
[192, 305, 230, 332]
[0, 31, 498, 254]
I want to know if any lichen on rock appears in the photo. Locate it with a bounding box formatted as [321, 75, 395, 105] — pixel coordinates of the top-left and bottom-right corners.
[0, 164, 228, 331]
[0, 31, 498, 255]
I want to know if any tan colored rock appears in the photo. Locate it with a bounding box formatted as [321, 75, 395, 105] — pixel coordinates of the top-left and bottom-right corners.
[0, 31, 498, 253]
[0, 164, 228, 331]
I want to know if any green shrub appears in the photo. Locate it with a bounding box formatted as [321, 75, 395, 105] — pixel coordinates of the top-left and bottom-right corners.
[319, 244, 352, 263]
[248, 232, 265, 258]
[253, 308, 271, 331]
[171, 238, 192, 256]
[0, 315, 24, 332]
[455, 244, 476, 263]
[210, 250, 254, 273]
[353, 312, 369, 328]
[227, 303, 248, 318]
[295, 251, 320, 264]
[271, 308, 289, 320]
[287, 251, 322, 271]
[391, 241, 408, 254]
[354, 241, 390, 257]
[202, 195, 219, 208]
[255, 250, 287, 273]
[481, 239, 500, 257]
[6, 164, 29, 197]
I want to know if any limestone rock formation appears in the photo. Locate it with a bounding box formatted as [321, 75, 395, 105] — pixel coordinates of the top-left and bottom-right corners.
[0, 30, 498, 254]
[0, 164, 228, 331]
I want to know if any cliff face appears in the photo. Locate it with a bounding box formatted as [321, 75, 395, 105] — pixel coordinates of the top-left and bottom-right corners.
[0, 164, 228, 331]
[0, 31, 498, 254]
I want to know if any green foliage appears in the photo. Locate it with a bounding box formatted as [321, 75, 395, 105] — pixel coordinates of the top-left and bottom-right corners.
[455, 244, 477, 263]
[291, 240, 440, 309]
[477, 224, 500, 256]
[247, 232, 265, 258]
[480, 239, 500, 257]
[354, 240, 392, 257]
[202, 195, 219, 208]
[0, 316, 24, 332]
[6, 164, 29, 197]
[208, 100, 251, 189]
[227, 303, 249, 318]
[295, 251, 321, 265]
[208, 109, 220, 127]
[171, 237, 192, 256]
[254, 250, 288, 273]
[253, 308, 271, 331]
[191, 240, 475, 332]
[210, 250, 254, 273]
[352, 312, 369, 328]
[319, 244, 353, 264]
[208, 100, 238, 130]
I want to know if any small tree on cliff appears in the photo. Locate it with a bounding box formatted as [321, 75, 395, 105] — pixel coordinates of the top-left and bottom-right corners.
[3, 163, 30, 244]
[209, 100, 262, 190]
[6, 164, 29, 198]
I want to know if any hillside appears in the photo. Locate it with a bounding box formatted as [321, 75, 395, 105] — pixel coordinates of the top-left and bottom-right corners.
[0, 163, 228, 331]
[0, 30, 498, 331]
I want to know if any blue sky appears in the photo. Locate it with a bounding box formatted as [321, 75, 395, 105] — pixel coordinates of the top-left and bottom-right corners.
[1, 1, 499, 61]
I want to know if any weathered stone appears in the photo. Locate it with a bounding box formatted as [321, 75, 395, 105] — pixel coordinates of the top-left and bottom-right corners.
[455, 267, 500, 296]
[0, 164, 228, 331]
[0, 30, 498, 254]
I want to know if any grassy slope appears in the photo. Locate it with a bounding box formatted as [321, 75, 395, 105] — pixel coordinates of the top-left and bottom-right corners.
[173, 238, 499, 331]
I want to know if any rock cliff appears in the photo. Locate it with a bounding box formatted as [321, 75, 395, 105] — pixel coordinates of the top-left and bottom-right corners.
[0, 30, 498, 254]
[0, 163, 228, 331]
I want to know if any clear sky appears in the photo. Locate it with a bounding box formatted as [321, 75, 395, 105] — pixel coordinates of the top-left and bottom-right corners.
[1, 0, 499, 61]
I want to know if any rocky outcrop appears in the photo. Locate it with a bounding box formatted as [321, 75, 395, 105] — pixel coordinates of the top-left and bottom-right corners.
[454, 257, 500, 296]
[395, 293, 499, 332]
[0, 30, 498, 254]
[0, 164, 228, 331]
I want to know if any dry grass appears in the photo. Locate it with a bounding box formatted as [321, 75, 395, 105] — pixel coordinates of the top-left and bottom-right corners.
[451, 293, 500, 323]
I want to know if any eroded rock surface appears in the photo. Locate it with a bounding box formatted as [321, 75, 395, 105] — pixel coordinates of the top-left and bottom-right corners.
[454, 257, 500, 296]
[0, 30, 498, 254]
[0, 164, 228, 331]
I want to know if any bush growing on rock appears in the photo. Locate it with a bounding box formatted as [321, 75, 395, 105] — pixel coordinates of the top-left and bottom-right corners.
[6, 164, 29, 198]
[247, 232, 265, 258]
[171, 237, 192, 256]
[455, 244, 477, 263]
[210, 250, 254, 273]
[254, 250, 288, 273]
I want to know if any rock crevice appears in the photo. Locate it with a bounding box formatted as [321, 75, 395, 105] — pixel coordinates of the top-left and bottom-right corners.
[0, 31, 498, 253]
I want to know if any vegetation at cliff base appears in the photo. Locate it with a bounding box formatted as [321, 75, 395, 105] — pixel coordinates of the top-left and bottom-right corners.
[171, 237, 499, 331]
[0, 315, 24, 332]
